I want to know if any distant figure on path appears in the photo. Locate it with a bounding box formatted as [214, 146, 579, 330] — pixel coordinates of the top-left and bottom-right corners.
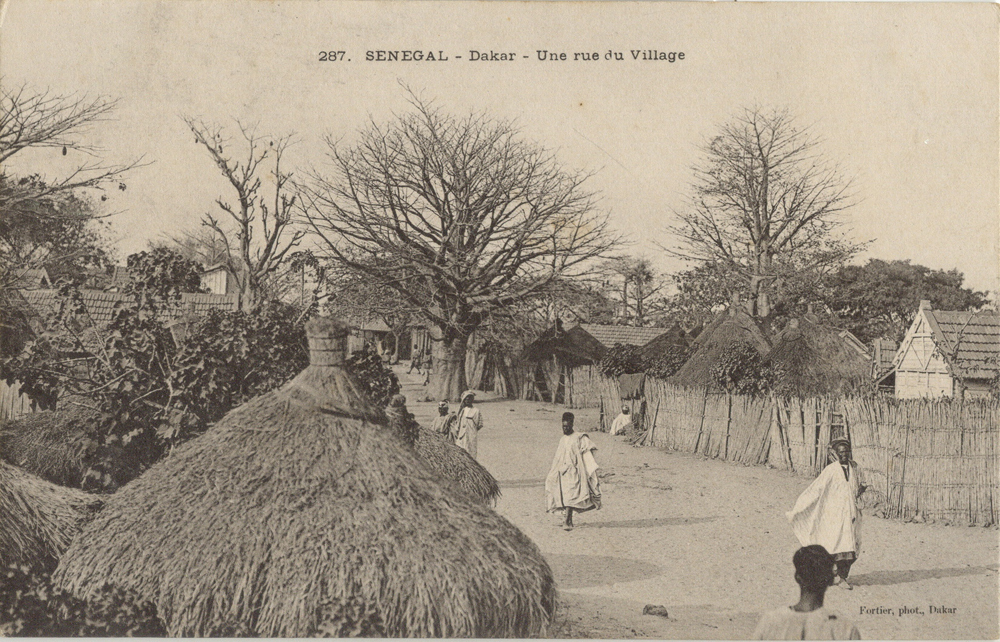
[431, 400, 457, 439]
[408, 348, 424, 375]
[786, 438, 866, 589]
[545, 412, 601, 531]
[422, 352, 432, 386]
[455, 390, 483, 459]
[610, 404, 632, 435]
[751, 545, 861, 640]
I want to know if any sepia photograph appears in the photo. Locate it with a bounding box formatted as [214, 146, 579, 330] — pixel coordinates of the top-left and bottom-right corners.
[0, 1, 997, 638]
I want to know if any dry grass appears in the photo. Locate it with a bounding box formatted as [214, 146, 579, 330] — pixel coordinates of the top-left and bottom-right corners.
[54, 318, 555, 637]
[416, 428, 502, 506]
[0, 460, 102, 569]
[0, 409, 96, 488]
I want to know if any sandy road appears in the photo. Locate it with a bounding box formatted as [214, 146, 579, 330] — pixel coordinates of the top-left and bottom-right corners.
[399, 369, 999, 639]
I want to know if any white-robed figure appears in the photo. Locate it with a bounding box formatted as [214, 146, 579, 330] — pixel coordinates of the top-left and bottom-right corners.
[546, 412, 601, 531]
[786, 438, 866, 590]
[610, 404, 632, 435]
[455, 390, 483, 459]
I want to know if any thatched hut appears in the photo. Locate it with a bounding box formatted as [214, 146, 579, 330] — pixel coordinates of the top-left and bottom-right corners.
[766, 315, 872, 397]
[53, 317, 554, 638]
[0, 460, 102, 569]
[670, 306, 772, 388]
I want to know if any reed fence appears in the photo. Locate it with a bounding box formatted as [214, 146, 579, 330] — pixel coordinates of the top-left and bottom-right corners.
[596, 375, 999, 526]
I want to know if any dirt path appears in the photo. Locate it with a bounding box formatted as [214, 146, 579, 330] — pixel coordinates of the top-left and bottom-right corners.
[399, 369, 999, 639]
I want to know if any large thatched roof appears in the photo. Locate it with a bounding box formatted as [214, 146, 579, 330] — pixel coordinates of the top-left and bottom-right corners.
[53, 317, 554, 637]
[670, 307, 772, 387]
[0, 460, 102, 569]
[766, 315, 872, 397]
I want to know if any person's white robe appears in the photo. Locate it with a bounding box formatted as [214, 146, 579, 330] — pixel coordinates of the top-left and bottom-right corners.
[786, 461, 862, 556]
[455, 406, 483, 459]
[610, 412, 632, 435]
[546, 432, 601, 512]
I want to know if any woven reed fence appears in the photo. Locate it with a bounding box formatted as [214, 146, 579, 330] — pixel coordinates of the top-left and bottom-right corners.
[596, 375, 999, 526]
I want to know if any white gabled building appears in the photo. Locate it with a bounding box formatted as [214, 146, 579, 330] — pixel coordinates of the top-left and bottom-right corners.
[893, 300, 999, 399]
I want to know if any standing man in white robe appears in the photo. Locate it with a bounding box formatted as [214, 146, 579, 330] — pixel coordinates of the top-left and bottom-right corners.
[455, 390, 483, 460]
[546, 412, 601, 531]
[786, 438, 866, 589]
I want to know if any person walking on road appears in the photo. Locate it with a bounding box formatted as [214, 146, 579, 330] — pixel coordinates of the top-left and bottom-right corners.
[545, 412, 601, 531]
[751, 545, 861, 640]
[786, 438, 866, 589]
[455, 390, 483, 460]
[407, 347, 424, 375]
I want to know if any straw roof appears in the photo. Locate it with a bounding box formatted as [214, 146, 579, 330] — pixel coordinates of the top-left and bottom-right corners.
[53, 317, 554, 637]
[0, 409, 97, 488]
[0, 460, 102, 570]
[416, 429, 502, 506]
[387, 394, 502, 506]
[767, 315, 873, 397]
[670, 307, 772, 387]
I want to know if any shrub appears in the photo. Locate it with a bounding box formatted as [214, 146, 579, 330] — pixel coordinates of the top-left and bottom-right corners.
[598, 343, 646, 377]
[346, 344, 400, 408]
[710, 339, 777, 396]
[0, 564, 165, 637]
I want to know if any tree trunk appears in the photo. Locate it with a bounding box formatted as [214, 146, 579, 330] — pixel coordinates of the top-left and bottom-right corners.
[431, 330, 470, 401]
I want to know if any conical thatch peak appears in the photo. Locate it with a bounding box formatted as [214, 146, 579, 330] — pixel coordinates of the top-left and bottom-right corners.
[54, 316, 554, 637]
[670, 307, 772, 388]
[766, 315, 872, 397]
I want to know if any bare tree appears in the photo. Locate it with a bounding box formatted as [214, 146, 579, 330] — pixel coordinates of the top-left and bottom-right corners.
[666, 107, 863, 318]
[0, 82, 140, 215]
[0, 82, 141, 291]
[299, 96, 619, 400]
[184, 117, 305, 309]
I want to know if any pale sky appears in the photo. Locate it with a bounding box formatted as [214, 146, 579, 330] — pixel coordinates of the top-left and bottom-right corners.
[2, 1, 998, 292]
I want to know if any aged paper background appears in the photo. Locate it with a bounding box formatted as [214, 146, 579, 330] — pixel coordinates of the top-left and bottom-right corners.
[1, 1, 998, 639]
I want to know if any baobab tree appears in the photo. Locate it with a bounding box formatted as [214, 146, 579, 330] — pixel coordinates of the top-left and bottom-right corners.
[299, 96, 619, 400]
[666, 107, 863, 318]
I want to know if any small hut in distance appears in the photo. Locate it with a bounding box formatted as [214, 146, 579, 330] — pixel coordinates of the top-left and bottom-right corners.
[766, 314, 872, 397]
[670, 305, 772, 388]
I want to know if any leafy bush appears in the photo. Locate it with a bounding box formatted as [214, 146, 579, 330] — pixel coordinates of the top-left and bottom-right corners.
[710, 339, 777, 396]
[0, 564, 165, 637]
[346, 344, 400, 408]
[598, 343, 646, 378]
[599, 342, 691, 379]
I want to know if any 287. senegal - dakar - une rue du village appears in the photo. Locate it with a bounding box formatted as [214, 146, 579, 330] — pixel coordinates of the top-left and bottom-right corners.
[364, 49, 685, 62]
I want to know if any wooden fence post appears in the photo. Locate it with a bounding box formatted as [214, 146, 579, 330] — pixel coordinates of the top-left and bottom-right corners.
[694, 387, 708, 454]
[724, 392, 733, 460]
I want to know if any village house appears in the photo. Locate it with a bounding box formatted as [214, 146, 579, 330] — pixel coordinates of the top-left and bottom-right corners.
[893, 300, 999, 399]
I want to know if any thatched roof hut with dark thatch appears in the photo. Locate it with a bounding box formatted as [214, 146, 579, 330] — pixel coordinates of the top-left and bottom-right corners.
[766, 314, 872, 397]
[670, 306, 772, 388]
[0, 460, 102, 570]
[53, 317, 554, 638]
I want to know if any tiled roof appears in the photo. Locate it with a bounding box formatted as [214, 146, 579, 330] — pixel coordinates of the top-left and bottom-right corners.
[872, 337, 897, 378]
[20, 289, 239, 328]
[926, 309, 1000, 379]
[576, 323, 668, 348]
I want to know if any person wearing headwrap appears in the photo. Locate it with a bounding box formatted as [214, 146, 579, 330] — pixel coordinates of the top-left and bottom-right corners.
[545, 412, 601, 531]
[610, 404, 632, 436]
[455, 390, 483, 459]
[786, 439, 867, 589]
[430, 400, 458, 439]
